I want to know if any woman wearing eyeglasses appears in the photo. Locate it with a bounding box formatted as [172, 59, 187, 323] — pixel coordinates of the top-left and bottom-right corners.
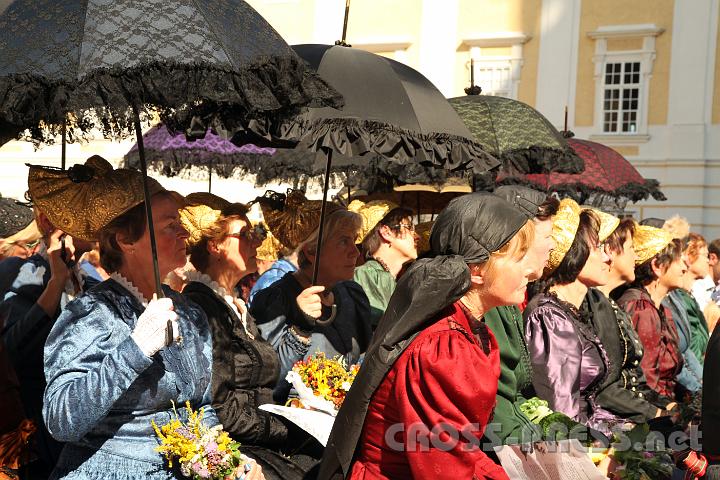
[180, 193, 311, 480]
[350, 200, 417, 329]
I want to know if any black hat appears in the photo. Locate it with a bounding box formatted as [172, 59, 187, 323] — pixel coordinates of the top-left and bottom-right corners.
[494, 185, 548, 219]
[430, 192, 528, 263]
[0, 196, 33, 238]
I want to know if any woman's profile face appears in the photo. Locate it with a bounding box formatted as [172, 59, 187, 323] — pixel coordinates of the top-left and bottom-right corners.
[316, 225, 360, 285]
[134, 195, 189, 278]
[687, 246, 710, 279]
[577, 236, 611, 288]
[217, 217, 262, 278]
[483, 248, 534, 308]
[659, 256, 687, 291]
[607, 233, 636, 283]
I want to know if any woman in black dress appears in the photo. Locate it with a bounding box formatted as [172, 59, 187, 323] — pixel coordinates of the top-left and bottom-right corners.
[179, 193, 315, 480]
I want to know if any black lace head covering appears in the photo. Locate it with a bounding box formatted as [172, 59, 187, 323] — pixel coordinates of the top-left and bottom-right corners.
[0, 196, 33, 238]
[318, 192, 528, 479]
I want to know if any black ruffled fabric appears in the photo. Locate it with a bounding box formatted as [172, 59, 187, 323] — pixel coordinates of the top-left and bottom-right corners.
[496, 176, 666, 206]
[0, 58, 342, 147]
[276, 117, 500, 175]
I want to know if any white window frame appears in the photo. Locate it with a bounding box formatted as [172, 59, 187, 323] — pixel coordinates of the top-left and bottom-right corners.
[588, 24, 664, 142]
[600, 57, 642, 134]
[462, 32, 530, 100]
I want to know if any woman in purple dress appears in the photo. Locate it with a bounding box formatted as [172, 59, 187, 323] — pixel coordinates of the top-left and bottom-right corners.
[524, 199, 621, 436]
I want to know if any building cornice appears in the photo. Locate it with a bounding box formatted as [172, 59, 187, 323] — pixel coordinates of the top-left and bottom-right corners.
[587, 24, 665, 39]
[349, 38, 413, 52]
[461, 32, 531, 48]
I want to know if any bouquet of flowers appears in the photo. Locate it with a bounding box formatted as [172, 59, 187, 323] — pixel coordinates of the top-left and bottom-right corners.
[285, 353, 360, 416]
[152, 401, 251, 480]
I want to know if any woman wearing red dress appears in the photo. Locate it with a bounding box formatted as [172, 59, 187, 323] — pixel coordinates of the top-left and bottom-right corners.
[318, 193, 535, 480]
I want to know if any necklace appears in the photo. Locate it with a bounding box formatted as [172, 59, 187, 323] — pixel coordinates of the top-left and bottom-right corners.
[371, 256, 391, 273]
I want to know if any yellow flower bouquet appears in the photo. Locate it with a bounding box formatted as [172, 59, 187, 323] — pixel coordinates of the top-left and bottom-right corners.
[152, 401, 251, 479]
[285, 353, 360, 416]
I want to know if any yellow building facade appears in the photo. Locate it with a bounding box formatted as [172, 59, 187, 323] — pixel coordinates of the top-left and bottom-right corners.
[247, 0, 720, 237]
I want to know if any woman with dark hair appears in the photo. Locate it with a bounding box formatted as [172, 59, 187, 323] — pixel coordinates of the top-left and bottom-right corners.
[524, 199, 620, 434]
[180, 193, 315, 480]
[37, 160, 261, 479]
[350, 200, 417, 328]
[319, 193, 535, 480]
[615, 227, 685, 403]
[583, 219, 675, 423]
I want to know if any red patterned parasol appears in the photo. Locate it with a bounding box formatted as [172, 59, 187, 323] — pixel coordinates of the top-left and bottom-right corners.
[498, 137, 665, 205]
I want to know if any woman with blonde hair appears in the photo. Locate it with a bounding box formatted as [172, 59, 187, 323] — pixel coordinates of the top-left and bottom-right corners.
[180, 193, 312, 480]
[319, 193, 535, 480]
[250, 191, 371, 403]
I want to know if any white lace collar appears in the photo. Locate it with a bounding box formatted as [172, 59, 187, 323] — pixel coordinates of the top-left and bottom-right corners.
[109, 272, 150, 307]
[185, 270, 253, 338]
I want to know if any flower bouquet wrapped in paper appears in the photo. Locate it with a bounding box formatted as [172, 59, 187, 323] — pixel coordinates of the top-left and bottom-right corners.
[152, 401, 253, 480]
[285, 353, 360, 416]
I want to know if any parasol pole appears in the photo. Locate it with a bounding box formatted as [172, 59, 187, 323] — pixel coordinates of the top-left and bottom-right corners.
[61, 118, 67, 170]
[131, 105, 164, 300]
[346, 164, 352, 203]
[311, 148, 334, 285]
[416, 192, 421, 223]
[341, 0, 351, 44]
[470, 58, 474, 90]
[564, 106, 568, 132]
[208, 164, 212, 193]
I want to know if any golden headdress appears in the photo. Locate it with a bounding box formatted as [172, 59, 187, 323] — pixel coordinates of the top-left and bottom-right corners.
[347, 199, 399, 243]
[415, 220, 434, 255]
[28, 155, 169, 241]
[255, 229, 283, 262]
[589, 208, 620, 243]
[545, 198, 582, 274]
[179, 192, 232, 247]
[633, 224, 674, 265]
[258, 189, 342, 250]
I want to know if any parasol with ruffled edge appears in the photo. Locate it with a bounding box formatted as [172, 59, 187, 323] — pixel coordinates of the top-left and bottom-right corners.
[497, 130, 666, 210]
[448, 82, 584, 176]
[0, 0, 342, 324]
[238, 41, 499, 283]
[123, 124, 277, 192]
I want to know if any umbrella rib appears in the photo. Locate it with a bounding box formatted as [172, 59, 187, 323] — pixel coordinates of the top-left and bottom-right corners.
[188, 0, 234, 67]
[484, 99, 502, 154]
[75, 0, 92, 82]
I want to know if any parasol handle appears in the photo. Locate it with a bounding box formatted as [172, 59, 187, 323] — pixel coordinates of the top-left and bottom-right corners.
[131, 106, 164, 301]
[311, 148, 334, 285]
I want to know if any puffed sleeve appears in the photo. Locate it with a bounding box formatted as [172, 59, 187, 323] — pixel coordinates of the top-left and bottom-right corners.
[524, 305, 583, 421]
[391, 330, 509, 479]
[43, 296, 154, 442]
[624, 299, 662, 392]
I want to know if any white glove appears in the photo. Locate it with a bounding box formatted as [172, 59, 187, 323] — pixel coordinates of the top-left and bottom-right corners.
[130, 295, 180, 357]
